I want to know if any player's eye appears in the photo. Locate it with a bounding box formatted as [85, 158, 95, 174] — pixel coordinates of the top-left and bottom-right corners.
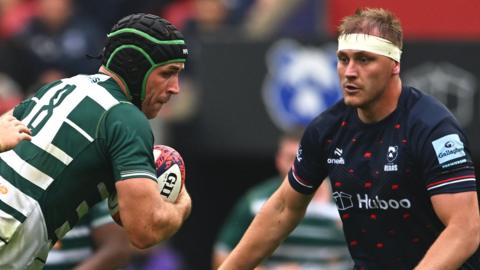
[337, 55, 349, 64]
[357, 56, 373, 64]
[160, 71, 175, 79]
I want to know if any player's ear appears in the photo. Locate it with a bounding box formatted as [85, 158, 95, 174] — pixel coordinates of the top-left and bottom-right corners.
[392, 61, 400, 75]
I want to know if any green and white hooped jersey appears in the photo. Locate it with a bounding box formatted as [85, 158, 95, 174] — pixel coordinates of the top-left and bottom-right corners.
[0, 74, 157, 246]
[44, 200, 113, 270]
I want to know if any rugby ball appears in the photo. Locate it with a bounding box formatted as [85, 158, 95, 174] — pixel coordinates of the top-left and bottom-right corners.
[153, 144, 185, 203]
[108, 145, 186, 225]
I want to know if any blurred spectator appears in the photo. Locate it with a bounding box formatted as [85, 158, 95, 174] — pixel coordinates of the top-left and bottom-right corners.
[222, 0, 255, 26]
[213, 132, 353, 270]
[44, 200, 131, 270]
[0, 0, 37, 39]
[153, 0, 228, 136]
[180, 0, 235, 67]
[0, 73, 23, 114]
[74, 0, 173, 33]
[152, 0, 192, 31]
[125, 244, 185, 270]
[4, 0, 103, 94]
[242, 0, 325, 40]
[277, 0, 326, 38]
[189, 0, 228, 34]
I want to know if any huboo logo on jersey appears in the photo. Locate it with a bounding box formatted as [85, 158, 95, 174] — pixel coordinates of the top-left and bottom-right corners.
[432, 134, 465, 165]
[333, 191, 411, 211]
[262, 39, 341, 131]
[327, 147, 345, 164]
[384, 145, 398, 172]
[332, 191, 353, 210]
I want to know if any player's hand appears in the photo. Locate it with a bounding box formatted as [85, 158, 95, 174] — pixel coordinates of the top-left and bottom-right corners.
[174, 186, 191, 220]
[176, 185, 191, 202]
[0, 114, 31, 152]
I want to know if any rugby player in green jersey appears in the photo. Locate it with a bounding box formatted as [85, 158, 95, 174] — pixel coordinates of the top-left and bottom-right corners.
[0, 13, 191, 269]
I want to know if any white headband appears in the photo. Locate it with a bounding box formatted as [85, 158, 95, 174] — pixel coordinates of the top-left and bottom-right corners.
[338, 33, 402, 62]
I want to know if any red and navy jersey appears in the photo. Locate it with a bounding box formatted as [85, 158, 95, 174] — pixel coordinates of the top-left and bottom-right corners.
[288, 86, 479, 270]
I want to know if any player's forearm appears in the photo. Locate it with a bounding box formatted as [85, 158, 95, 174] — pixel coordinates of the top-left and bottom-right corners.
[219, 191, 306, 270]
[414, 222, 480, 270]
[119, 180, 191, 249]
[130, 204, 184, 248]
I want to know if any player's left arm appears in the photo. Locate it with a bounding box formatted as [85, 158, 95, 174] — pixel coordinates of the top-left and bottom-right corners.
[410, 108, 480, 269]
[73, 222, 132, 270]
[414, 191, 480, 270]
[219, 178, 313, 270]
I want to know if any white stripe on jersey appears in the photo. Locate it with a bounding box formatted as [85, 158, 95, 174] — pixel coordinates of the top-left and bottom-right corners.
[120, 171, 157, 180]
[55, 221, 71, 240]
[272, 244, 350, 260]
[46, 247, 92, 265]
[31, 110, 48, 128]
[91, 215, 113, 228]
[65, 119, 93, 142]
[290, 224, 339, 240]
[97, 182, 109, 200]
[291, 171, 313, 188]
[62, 226, 90, 239]
[427, 178, 476, 191]
[0, 151, 53, 190]
[21, 75, 120, 165]
[31, 97, 40, 103]
[22, 82, 71, 125]
[76, 201, 89, 220]
[0, 209, 21, 242]
[72, 75, 120, 110]
[32, 141, 73, 166]
[0, 175, 38, 217]
[23, 82, 92, 151]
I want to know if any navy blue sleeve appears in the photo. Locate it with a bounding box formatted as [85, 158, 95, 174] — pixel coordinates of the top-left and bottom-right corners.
[288, 117, 328, 194]
[410, 101, 476, 196]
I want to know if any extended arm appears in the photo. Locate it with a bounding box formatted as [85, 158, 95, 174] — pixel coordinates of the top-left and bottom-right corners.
[74, 223, 131, 270]
[414, 191, 480, 270]
[219, 177, 313, 270]
[116, 178, 191, 249]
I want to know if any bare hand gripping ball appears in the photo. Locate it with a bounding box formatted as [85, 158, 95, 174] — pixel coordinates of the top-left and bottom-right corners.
[108, 145, 186, 225]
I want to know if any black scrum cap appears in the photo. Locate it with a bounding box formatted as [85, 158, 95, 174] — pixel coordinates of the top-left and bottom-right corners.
[102, 13, 188, 108]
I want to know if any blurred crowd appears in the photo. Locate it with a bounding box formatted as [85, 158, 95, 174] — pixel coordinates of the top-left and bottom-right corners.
[0, 0, 323, 114]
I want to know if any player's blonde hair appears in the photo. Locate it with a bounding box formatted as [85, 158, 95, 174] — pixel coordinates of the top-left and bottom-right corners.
[338, 8, 403, 49]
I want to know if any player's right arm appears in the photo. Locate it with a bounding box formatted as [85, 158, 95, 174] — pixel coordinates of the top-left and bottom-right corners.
[218, 177, 312, 270]
[101, 103, 191, 249]
[218, 117, 328, 269]
[116, 179, 191, 248]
